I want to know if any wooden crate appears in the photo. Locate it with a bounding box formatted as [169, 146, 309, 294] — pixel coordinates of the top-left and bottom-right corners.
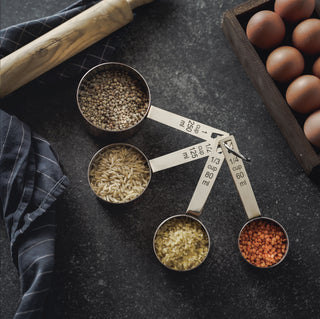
[222, 0, 320, 183]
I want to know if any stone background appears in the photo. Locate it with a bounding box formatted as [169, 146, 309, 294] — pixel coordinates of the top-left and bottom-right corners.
[1, 0, 320, 318]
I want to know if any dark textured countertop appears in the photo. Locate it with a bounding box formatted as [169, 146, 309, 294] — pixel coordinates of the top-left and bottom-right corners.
[1, 0, 320, 318]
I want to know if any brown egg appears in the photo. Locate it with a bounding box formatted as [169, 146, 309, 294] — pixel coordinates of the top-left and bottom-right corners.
[313, 57, 320, 78]
[292, 19, 320, 55]
[266, 46, 304, 82]
[286, 75, 320, 113]
[246, 10, 286, 49]
[274, 0, 315, 23]
[304, 109, 320, 147]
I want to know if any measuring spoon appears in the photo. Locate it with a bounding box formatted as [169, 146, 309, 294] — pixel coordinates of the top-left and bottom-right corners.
[77, 62, 227, 141]
[153, 138, 225, 271]
[219, 135, 289, 268]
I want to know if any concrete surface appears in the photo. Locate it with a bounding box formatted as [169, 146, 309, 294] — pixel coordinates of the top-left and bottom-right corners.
[1, 0, 320, 318]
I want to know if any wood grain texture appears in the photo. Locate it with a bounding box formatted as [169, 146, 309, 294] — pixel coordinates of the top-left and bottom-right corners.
[0, 0, 133, 98]
[222, 0, 320, 179]
[127, 0, 153, 10]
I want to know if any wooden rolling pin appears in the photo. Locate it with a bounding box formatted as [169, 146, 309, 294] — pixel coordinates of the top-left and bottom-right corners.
[0, 0, 153, 98]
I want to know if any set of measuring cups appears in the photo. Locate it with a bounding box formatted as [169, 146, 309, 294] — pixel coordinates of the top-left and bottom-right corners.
[77, 62, 289, 271]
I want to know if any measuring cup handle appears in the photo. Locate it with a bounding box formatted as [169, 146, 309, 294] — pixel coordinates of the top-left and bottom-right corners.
[149, 141, 215, 173]
[147, 105, 228, 141]
[187, 139, 225, 217]
[219, 136, 261, 220]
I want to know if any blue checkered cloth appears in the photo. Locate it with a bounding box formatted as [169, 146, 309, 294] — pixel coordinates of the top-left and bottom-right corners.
[0, 1, 118, 318]
[0, 111, 69, 318]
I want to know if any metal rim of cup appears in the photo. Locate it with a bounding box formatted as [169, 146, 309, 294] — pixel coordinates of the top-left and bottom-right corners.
[87, 143, 152, 205]
[76, 62, 152, 135]
[153, 214, 211, 272]
[238, 216, 289, 269]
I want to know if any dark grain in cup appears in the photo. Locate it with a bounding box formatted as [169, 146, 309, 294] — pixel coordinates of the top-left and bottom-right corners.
[77, 62, 151, 141]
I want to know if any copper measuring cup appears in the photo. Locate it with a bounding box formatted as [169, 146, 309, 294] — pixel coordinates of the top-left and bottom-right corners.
[76, 62, 227, 141]
[153, 138, 226, 271]
[219, 135, 289, 268]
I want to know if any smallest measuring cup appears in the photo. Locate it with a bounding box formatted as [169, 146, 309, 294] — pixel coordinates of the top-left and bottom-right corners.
[153, 139, 225, 271]
[219, 136, 289, 269]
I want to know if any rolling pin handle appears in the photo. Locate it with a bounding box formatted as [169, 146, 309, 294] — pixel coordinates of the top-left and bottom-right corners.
[127, 0, 154, 10]
[0, 0, 154, 99]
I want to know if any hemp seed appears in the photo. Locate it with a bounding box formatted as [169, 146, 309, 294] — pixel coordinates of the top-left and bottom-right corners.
[78, 67, 149, 131]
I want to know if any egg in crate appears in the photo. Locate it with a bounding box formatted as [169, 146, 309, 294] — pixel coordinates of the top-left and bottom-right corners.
[313, 57, 320, 78]
[286, 75, 320, 113]
[266, 46, 304, 82]
[304, 109, 320, 147]
[292, 18, 320, 55]
[274, 0, 315, 23]
[246, 10, 285, 49]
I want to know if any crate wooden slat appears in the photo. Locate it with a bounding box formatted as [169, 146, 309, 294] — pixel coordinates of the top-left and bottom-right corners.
[222, 0, 320, 182]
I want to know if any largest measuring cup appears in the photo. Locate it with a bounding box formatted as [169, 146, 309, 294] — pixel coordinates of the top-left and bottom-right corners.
[76, 62, 227, 141]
